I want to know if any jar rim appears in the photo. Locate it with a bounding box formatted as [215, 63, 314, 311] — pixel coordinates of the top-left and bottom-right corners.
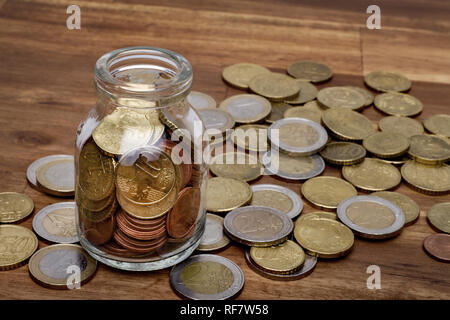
[94, 46, 192, 105]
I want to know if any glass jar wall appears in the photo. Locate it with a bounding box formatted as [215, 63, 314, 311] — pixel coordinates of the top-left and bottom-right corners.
[75, 47, 207, 271]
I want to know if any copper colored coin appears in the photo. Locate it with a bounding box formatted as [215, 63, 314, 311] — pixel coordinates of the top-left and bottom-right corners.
[85, 215, 115, 246]
[119, 209, 167, 228]
[167, 187, 201, 239]
[181, 163, 192, 189]
[423, 234, 450, 262]
[113, 229, 167, 253]
[117, 214, 167, 241]
[102, 241, 137, 258]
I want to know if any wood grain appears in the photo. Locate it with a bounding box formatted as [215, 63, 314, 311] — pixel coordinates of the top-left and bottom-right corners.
[0, 0, 449, 300]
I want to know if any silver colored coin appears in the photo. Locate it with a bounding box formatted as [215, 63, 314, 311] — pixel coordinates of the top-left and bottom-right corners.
[268, 118, 328, 156]
[245, 250, 317, 281]
[337, 195, 406, 239]
[27, 154, 74, 188]
[250, 184, 303, 219]
[197, 213, 231, 252]
[261, 150, 325, 180]
[224, 206, 294, 247]
[197, 109, 235, 135]
[219, 94, 272, 123]
[187, 91, 217, 110]
[169, 254, 244, 300]
[32, 202, 79, 244]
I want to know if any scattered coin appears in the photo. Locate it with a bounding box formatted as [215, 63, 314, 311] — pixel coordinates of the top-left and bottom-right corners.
[284, 80, 318, 105]
[187, 91, 216, 110]
[36, 156, 75, 197]
[209, 152, 263, 182]
[363, 132, 410, 159]
[245, 249, 317, 280]
[249, 240, 305, 274]
[319, 141, 366, 165]
[0, 225, 38, 270]
[197, 108, 235, 135]
[283, 102, 323, 123]
[401, 161, 450, 195]
[206, 177, 252, 212]
[408, 134, 450, 165]
[32, 202, 79, 243]
[322, 108, 375, 141]
[377, 155, 411, 166]
[374, 92, 423, 117]
[250, 184, 303, 219]
[294, 214, 354, 258]
[337, 195, 405, 239]
[197, 213, 230, 252]
[231, 124, 269, 152]
[317, 86, 366, 111]
[261, 150, 325, 180]
[423, 114, 450, 138]
[287, 60, 332, 83]
[222, 63, 271, 89]
[266, 102, 292, 123]
[28, 244, 97, 289]
[268, 118, 328, 156]
[301, 176, 357, 210]
[423, 234, 450, 262]
[224, 206, 293, 247]
[364, 71, 411, 92]
[170, 254, 244, 300]
[295, 211, 337, 224]
[219, 94, 272, 123]
[371, 191, 420, 226]
[427, 202, 450, 234]
[345, 86, 374, 107]
[249, 72, 300, 101]
[342, 158, 402, 191]
[0, 192, 34, 223]
[27, 155, 74, 190]
[378, 116, 424, 138]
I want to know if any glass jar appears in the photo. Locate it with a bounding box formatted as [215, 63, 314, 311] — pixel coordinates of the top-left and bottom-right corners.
[75, 47, 207, 271]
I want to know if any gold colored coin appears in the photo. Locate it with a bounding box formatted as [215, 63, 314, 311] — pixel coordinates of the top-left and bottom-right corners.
[364, 71, 411, 92]
[250, 240, 305, 274]
[322, 108, 375, 141]
[363, 132, 410, 159]
[222, 63, 271, 89]
[209, 152, 263, 182]
[424, 114, 450, 138]
[294, 217, 354, 258]
[408, 134, 450, 165]
[427, 202, 450, 234]
[283, 102, 323, 123]
[301, 176, 357, 210]
[295, 212, 337, 226]
[377, 155, 410, 166]
[317, 86, 366, 110]
[0, 225, 38, 270]
[231, 124, 269, 152]
[344, 86, 374, 107]
[401, 161, 450, 195]
[319, 141, 366, 165]
[378, 116, 424, 138]
[287, 61, 332, 83]
[342, 158, 401, 191]
[206, 177, 252, 212]
[371, 191, 420, 226]
[266, 102, 292, 123]
[251, 191, 292, 215]
[249, 72, 300, 101]
[262, 151, 325, 180]
[346, 201, 396, 229]
[92, 107, 155, 156]
[284, 80, 318, 105]
[374, 92, 423, 117]
[0, 192, 34, 223]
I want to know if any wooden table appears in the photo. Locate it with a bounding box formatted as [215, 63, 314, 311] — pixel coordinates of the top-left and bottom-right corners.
[0, 0, 449, 300]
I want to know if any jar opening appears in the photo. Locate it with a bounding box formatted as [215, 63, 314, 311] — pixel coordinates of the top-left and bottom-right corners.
[95, 47, 192, 107]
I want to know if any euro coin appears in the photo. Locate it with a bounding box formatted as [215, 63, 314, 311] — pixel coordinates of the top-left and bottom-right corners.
[319, 141, 366, 165]
[295, 211, 337, 225]
[283, 101, 323, 123]
[0, 225, 38, 270]
[378, 116, 424, 138]
[197, 214, 230, 252]
[364, 71, 411, 92]
[187, 91, 216, 110]
[0, 192, 34, 223]
[374, 92, 423, 117]
[301, 176, 357, 210]
[219, 94, 272, 123]
[284, 80, 318, 105]
[209, 152, 263, 182]
[371, 191, 420, 226]
[222, 63, 270, 89]
[266, 102, 291, 123]
[206, 177, 252, 212]
[317, 86, 366, 111]
[231, 124, 269, 152]
[27, 154, 74, 190]
[36, 157, 75, 196]
[197, 108, 235, 135]
[427, 202, 450, 234]
[337, 195, 405, 239]
[401, 161, 450, 195]
[322, 108, 375, 141]
[166, 187, 201, 239]
[363, 132, 410, 159]
[287, 60, 332, 83]
[423, 114, 450, 138]
[250, 184, 303, 219]
[408, 134, 450, 165]
[249, 72, 300, 101]
[344, 86, 374, 107]
[170, 254, 244, 300]
[423, 234, 450, 262]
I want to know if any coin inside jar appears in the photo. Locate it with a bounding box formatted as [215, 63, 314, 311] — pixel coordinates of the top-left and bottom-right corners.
[287, 60, 332, 83]
[374, 92, 423, 117]
[423, 114, 450, 138]
[401, 161, 450, 195]
[337, 195, 405, 239]
[249, 72, 300, 101]
[364, 71, 411, 92]
[0, 192, 34, 223]
[187, 91, 216, 110]
[250, 184, 303, 219]
[423, 234, 450, 262]
[222, 63, 271, 89]
[371, 191, 420, 226]
[36, 157, 75, 196]
[363, 132, 410, 159]
[322, 108, 375, 141]
[206, 177, 252, 212]
[209, 152, 263, 182]
[224, 206, 293, 247]
[197, 213, 230, 252]
[378, 116, 424, 138]
[317, 86, 366, 111]
[319, 141, 366, 165]
[427, 202, 450, 234]
[408, 135, 450, 165]
[268, 118, 328, 156]
[166, 187, 201, 239]
[219, 94, 272, 123]
[301, 176, 357, 210]
[0, 225, 38, 270]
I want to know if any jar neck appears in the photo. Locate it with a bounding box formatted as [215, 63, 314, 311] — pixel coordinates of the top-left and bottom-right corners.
[94, 47, 192, 108]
